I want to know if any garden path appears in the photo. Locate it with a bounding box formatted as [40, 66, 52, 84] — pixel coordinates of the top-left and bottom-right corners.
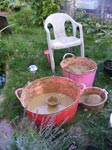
[0, 119, 13, 150]
[0, 11, 10, 16]
[0, 95, 14, 150]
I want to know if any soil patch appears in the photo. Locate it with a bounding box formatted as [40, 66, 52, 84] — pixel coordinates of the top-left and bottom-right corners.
[0, 119, 13, 150]
[0, 11, 10, 17]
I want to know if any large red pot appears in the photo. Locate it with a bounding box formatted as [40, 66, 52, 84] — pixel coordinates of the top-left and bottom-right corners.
[15, 76, 85, 126]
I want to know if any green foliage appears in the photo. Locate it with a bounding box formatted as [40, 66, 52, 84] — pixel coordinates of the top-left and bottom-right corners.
[95, 28, 112, 50]
[28, 0, 63, 26]
[74, 109, 111, 149]
[0, 24, 15, 65]
[9, 6, 33, 27]
[74, 9, 112, 34]
[8, 0, 22, 10]
[74, 10, 100, 34]
[6, 6, 33, 29]
[82, 17, 101, 34]
[0, 24, 50, 119]
[65, 21, 73, 36]
[0, 0, 24, 11]
[0, 0, 9, 11]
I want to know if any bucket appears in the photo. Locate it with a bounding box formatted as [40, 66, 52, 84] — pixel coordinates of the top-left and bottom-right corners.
[60, 53, 97, 87]
[15, 76, 85, 126]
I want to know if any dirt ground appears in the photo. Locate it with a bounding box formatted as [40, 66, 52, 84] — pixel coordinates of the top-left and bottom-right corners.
[0, 119, 13, 150]
[0, 92, 13, 150]
[0, 11, 10, 17]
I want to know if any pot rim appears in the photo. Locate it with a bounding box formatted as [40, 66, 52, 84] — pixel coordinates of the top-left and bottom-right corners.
[60, 56, 97, 75]
[16, 76, 84, 115]
[79, 87, 108, 107]
[24, 76, 84, 87]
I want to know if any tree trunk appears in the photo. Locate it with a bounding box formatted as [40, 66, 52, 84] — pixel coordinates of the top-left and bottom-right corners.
[101, 0, 105, 19]
[62, 0, 75, 17]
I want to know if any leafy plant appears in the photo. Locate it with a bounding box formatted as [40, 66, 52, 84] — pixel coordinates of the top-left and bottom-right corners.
[0, 0, 9, 11]
[8, 0, 22, 10]
[74, 9, 101, 34]
[95, 28, 112, 50]
[28, 0, 64, 26]
[7, 5, 33, 27]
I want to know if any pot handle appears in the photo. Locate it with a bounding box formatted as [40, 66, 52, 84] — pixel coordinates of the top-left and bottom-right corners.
[15, 88, 25, 106]
[79, 83, 86, 92]
[63, 53, 75, 60]
[78, 83, 86, 104]
[102, 89, 108, 100]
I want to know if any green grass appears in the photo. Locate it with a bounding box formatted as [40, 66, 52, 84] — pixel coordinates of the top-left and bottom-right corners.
[0, 8, 112, 149]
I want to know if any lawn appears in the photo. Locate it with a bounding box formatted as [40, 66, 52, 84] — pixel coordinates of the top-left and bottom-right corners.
[0, 6, 112, 150]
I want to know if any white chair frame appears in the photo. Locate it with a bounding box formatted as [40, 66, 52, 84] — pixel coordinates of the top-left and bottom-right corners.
[44, 13, 84, 74]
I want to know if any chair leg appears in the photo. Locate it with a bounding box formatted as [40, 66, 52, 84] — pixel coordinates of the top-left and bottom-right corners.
[44, 50, 50, 63]
[49, 49, 55, 74]
[80, 43, 85, 57]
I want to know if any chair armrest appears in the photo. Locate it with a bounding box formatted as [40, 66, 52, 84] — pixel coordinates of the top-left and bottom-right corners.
[72, 19, 84, 39]
[77, 23, 84, 39]
[44, 24, 51, 44]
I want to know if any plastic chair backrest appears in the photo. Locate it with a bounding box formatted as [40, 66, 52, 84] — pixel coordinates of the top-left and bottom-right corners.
[45, 13, 77, 39]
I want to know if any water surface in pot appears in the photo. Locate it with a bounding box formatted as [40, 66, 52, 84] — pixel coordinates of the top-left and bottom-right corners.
[27, 92, 74, 114]
[80, 94, 102, 105]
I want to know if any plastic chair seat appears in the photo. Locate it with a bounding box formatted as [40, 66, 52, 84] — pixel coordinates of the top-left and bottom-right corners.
[51, 36, 81, 49]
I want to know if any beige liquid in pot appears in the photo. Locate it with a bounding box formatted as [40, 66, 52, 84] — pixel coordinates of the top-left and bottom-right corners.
[27, 92, 75, 114]
[80, 94, 102, 105]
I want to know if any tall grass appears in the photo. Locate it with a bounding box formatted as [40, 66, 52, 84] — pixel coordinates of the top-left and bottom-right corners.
[6, 114, 78, 150]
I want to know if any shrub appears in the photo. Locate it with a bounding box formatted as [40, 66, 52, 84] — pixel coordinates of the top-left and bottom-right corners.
[6, 114, 78, 150]
[28, 0, 64, 26]
[0, 0, 9, 11]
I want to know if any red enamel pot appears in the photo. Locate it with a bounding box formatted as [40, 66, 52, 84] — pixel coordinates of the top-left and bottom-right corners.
[15, 76, 85, 126]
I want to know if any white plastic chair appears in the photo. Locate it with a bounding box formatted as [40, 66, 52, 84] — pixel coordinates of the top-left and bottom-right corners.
[44, 13, 84, 74]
